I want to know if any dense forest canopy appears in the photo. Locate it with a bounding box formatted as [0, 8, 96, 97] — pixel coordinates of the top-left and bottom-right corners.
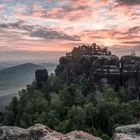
[1, 44, 140, 140]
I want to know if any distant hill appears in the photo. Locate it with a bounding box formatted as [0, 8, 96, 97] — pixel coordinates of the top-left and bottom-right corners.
[0, 62, 20, 70]
[0, 63, 44, 90]
[0, 63, 57, 110]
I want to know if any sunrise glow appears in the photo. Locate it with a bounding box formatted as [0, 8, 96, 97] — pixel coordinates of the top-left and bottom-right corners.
[0, 0, 140, 62]
[101, 38, 118, 47]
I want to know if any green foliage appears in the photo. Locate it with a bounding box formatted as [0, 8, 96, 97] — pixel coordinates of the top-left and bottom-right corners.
[101, 133, 111, 140]
[68, 43, 110, 57]
[1, 44, 140, 140]
[0, 56, 140, 140]
[0, 75, 140, 140]
[1, 73, 140, 140]
[118, 88, 138, 102]
[3, 96, 19, 125]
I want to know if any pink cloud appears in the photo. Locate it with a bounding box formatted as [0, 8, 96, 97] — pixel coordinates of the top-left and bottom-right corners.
[1, 16, 9, 21]
[0, 0, 140, 58]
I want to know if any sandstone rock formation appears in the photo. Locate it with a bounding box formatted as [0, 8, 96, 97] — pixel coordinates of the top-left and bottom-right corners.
[0, 124, 102, 140]
[55, 44, 140, 96]
[112, 124, 140, 140]
[35, 69, 48, 88]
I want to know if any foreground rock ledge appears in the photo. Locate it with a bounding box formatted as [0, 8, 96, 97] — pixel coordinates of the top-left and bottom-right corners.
[113, 124, 140, 140]
[0, 124, 102, 140]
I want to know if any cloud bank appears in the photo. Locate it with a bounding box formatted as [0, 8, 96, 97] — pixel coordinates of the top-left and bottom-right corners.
[0, 0, 139, 62]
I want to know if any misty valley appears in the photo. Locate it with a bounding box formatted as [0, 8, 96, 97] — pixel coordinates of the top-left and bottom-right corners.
[0, 63, 56, 110]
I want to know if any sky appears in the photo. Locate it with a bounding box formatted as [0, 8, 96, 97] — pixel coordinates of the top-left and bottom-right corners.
[0, 0, 140, 63]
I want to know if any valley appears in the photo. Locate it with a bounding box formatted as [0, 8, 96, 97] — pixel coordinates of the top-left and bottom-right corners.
[0, 63, 56, 110]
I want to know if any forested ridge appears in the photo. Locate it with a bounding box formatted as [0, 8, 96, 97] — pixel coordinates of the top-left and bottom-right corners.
[0, 44, 140, 140]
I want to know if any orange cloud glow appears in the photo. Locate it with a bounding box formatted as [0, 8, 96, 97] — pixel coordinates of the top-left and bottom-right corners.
[0, 0, 140, 62]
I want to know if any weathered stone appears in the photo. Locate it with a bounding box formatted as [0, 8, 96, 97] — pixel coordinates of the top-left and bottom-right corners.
[112, 124, 140, 140]
[0, 124, 102, 140]
[55, 44, 140, 93]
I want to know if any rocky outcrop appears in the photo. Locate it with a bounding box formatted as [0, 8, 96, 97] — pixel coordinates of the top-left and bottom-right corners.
[55, 43, 140, 93]
[55, 44, 120, 84]
[35, 69, 48, 88]
[0, 124, 102, 140]
[112, 124, 140, 140]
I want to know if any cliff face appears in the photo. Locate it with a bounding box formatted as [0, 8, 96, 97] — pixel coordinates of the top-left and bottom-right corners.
[0, 124, 102, 140]
[55, 44, 140, 94]
[113, 124, 140, 140]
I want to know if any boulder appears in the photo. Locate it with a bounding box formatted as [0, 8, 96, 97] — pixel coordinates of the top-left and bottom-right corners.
[112, 124, 140, 140]
[0, 124, 102, 140]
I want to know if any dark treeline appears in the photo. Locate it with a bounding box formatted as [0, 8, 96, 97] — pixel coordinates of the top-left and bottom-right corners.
[0, 44, 140, 140]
